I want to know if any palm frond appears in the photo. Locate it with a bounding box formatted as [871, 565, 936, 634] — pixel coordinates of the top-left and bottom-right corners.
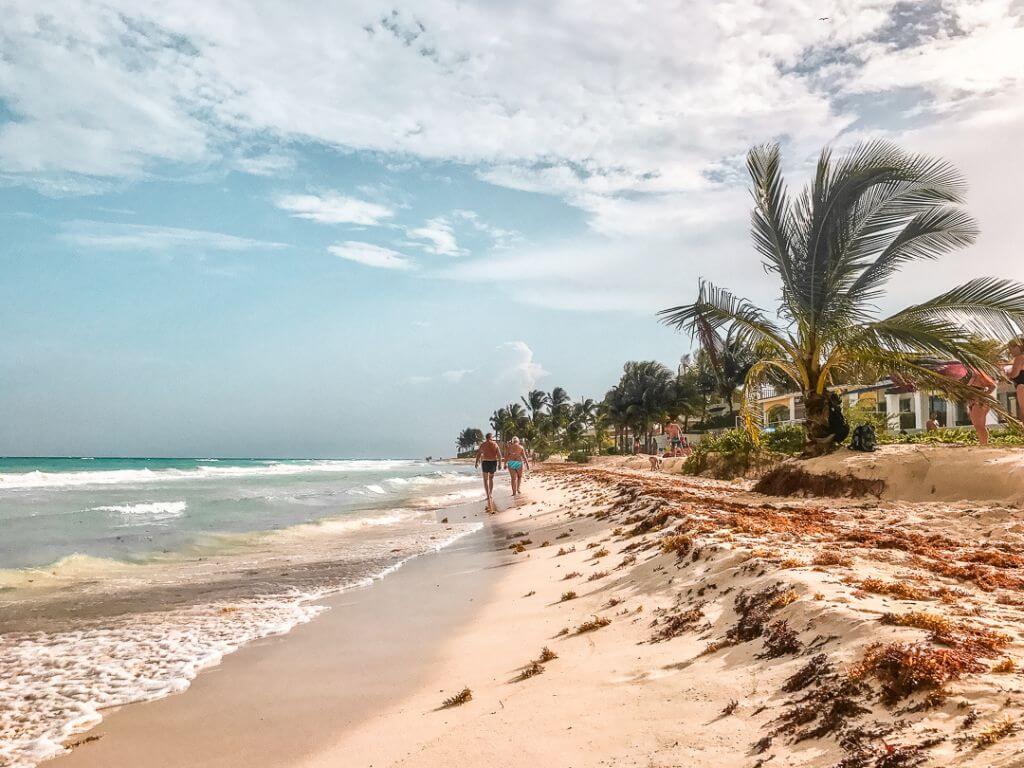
[747, 144, 800, 317]
[658, 280, 791, 354]
[795, 141, 972, 332]
[845, 207, 978, 305]
[885, 277, 1024, 341]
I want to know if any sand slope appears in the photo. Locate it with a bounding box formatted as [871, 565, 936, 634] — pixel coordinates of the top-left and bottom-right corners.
[51, 464, 1024, 768]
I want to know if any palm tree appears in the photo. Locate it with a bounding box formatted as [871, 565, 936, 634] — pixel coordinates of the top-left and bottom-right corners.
[604, 361, 676, 452]
[671, 370, 705, 432]
[490, 407, 509, 442]
[701, 327, 757, 415]
[521, 390, 550, 422]
[455, 427, 484, 455]
[547, 387, 571, 432]
[660, 141, 1024, 452]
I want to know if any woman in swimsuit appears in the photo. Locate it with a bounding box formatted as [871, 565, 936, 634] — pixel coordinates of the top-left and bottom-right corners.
[505, 437, 530, 497]
[1009, 340, 1024, 421]
[963, 367, 997, 445]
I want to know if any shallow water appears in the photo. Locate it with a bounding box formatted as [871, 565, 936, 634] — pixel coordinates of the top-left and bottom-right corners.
[0, 457, 484, 768]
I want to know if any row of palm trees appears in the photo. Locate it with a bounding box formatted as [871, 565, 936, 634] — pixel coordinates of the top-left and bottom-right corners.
[456, 362, 716, 458]
[458, 141, 1024, 458]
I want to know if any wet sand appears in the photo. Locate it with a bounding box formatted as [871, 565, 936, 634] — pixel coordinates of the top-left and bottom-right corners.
[48, 499, 502, 767]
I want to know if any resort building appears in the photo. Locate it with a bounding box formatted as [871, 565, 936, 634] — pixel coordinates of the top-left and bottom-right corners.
[755, 375, 1019, 432]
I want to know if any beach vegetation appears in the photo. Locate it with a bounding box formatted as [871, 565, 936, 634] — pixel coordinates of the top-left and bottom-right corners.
[560, 590, 577, 601]
[661, 141, 1024, 455]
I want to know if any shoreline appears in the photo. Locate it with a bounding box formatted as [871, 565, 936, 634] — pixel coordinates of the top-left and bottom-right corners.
[46, 495, 502, 768]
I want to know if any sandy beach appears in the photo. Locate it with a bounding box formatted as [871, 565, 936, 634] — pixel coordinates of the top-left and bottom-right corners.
[45, 458, 1024, 768]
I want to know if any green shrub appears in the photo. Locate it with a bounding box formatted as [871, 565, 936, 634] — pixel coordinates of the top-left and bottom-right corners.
[566, 450, 591, 464]
[684, 425, 806, 477]
[604, 446, 620, 455]
[878, 426, 1024, 447]
[762, 424, 806, 454]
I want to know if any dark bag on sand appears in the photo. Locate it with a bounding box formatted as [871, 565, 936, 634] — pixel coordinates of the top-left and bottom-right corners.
[850, 424, 877, 452]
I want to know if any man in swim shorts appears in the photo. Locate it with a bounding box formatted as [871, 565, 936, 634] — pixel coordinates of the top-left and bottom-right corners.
[474, 432, 503, 508]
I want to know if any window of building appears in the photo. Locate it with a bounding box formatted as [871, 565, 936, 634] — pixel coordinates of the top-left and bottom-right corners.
[898, 396, 915, 430]
[927, 395, 948, 427]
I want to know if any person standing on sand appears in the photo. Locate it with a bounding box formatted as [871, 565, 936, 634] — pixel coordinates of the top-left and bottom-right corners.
[665, 421, 682, 456]
[505, 437, 530, 496]
[474, 433, 503, 508]
[1008, 340, 1024, 419]
[963, 367, 996, 445]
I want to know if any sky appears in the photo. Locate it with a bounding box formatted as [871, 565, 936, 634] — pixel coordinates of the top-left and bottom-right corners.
[1, 0, 1023, 458]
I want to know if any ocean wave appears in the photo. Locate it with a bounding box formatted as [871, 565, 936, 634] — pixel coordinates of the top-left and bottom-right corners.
[415, 488, 487, 508]
[91, 501, 187, 518]
[0, 460, 420, 490]
[0, 521, 482, 768]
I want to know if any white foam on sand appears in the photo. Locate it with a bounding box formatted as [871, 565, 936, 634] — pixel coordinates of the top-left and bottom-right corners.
[0, 521, 482, 768]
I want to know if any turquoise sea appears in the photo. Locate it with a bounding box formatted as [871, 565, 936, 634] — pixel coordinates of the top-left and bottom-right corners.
[0, 457, 484, 768]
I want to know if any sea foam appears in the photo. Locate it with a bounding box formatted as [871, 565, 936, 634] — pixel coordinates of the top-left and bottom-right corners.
[0, 520, 482, 768]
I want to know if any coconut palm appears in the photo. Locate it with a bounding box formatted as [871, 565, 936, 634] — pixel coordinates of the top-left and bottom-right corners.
[604, 361, 676, 451]
[660, 141, 1024, 452]
[521, 390, 550, 422]
[456, 427, 484, 455]
[547, 387, 571, 432]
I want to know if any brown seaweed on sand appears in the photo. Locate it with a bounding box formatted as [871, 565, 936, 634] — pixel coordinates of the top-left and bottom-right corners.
[440, 687, 473, 708]
[575, 615, 611, 634]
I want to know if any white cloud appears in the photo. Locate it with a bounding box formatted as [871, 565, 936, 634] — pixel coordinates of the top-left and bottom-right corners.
[452, 209, 520, 249]
[441, 368, 474, 383]
[4, 1, 1023, 310]
[496, 341, 548, 391]
[277, 193, 394, 226]
[328, 241, 414, 270]
[233, 151, 295, 177]
[406, 341, 547, 391]
[405, 216, 461, 256]
[61, 221, 287, 252]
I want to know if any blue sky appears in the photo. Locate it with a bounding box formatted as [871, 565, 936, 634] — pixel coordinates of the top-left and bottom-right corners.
[2, 0, 1023, 457]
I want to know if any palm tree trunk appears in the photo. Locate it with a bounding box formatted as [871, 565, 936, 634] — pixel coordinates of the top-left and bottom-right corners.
[803, 390, 833, 456]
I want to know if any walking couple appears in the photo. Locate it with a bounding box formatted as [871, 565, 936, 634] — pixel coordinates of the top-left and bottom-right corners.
[473, 433, 530, 508]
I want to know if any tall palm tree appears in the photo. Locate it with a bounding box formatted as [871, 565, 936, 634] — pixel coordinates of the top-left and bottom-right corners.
[548, 387, 571, 430]
[490, 407, 509, 442]
[660, 141, 1024, 452]
[521, 390, 550, 422]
